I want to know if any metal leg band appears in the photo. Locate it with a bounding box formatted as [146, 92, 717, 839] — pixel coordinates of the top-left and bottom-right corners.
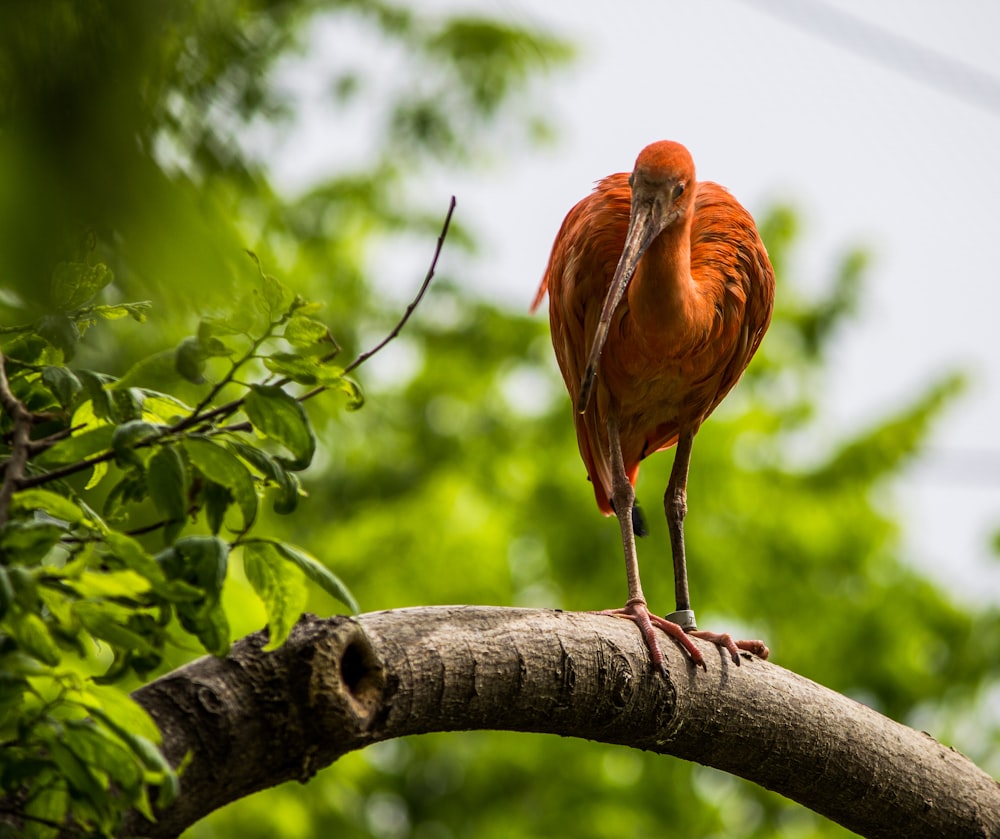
[665, 609, 697, 631]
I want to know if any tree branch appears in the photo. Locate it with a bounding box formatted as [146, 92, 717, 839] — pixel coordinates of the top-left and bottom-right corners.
[125, 607, 1000, 838]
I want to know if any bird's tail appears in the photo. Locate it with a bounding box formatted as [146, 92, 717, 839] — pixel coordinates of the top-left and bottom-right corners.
[632, 503, 648, 538]
[530, 274, 549, 312]
[608, 499, 649, 538]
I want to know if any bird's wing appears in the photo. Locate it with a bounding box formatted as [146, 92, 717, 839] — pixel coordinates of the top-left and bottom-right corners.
[690, 181, 775, 412]
[537, 174, 632, 513]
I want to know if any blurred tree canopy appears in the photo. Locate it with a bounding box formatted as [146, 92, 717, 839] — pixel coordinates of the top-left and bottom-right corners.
[1, 2, 998, 838]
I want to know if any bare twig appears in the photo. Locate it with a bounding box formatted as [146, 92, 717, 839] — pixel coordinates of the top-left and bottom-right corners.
[26, 423, 84, 453]
[345, 196, 456, 375]
[17, 449, 116, 491]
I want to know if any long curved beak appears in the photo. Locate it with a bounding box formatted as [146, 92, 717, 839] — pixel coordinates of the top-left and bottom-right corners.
[576, 199, 660, 414]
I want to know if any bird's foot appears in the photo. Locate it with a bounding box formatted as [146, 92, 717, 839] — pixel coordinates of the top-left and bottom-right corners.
[665, 609, 770, 665]
[599, 599, 707, 673]
[687, 630, 770, 665]
[600, 602, 771, 673]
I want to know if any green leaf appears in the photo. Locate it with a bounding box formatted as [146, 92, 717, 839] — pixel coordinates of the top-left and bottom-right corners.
[82, 684, 163, 745]
[111, 419, 161, 469]
[139, 390, 192, 425]
[155, 535, 228, 599]
[44, 736, 105, 808]
[10, 489, 85, 525]
[103, 469, 148, 518]
[196, 332, 233, 358]
[155, 537, 231, 654]
[93, 301, 152, 322]
[283, 315, 333, 355]
[71, 569, 151, 600]
[103, 531, 167, 586]
[199, 315, 246, 339]
[51, 260, 113, 309]
[266, 540, 359, 614]
[242, 541, 307, 649]
[156, 760, 181, 809]
[256, 268, 290, 315]
[7, 566, 39, 609]
[0, 670, 29, 713]
[261, 356, 363, 409]
[0, 566, 13, 620]
[111, 349, 183, 392]
[261, 351, 323, 385]
[24, 778, 67, 839]
[272, 468, 301, 515]
[37, 314, 79, 359]
[183, 437, 258, 530]
[244, 384, 316, 471]
[74, 601, 158, 655]
[14, 612, 61, 666]
[334, 374, 365, 410]
[226, 439, 283, 483]
[175, 336, 207, 384]
[63, 720, 143, 794]
[0, 521, 64, 564]
[202, 481, 231, 536]
[41, 365, 82, 409]
[194, 600, 231, 656]
[36, 423, 114, 466]
[147, 446, 188, 542]
[225, 440, 302, 515]
[75, 369, 115, 419]
[110, 386, 144, 423]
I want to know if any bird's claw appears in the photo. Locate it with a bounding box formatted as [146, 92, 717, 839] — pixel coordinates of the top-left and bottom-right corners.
[688, 630, 770, 664]
[600, 601, 707, 672]
[600, 604, 770, 673]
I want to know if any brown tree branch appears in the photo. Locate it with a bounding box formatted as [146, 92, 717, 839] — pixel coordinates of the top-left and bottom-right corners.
[125, 607, 1000, 839]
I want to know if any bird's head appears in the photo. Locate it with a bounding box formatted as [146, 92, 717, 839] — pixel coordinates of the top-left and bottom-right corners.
[627, 141, 696, 249]
[576, 141, 697, 413]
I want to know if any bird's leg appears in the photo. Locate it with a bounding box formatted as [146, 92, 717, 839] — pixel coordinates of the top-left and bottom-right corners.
[600, 412, 707, 672]
[664, 428, 695, 620]
[663, 427, 770, 664]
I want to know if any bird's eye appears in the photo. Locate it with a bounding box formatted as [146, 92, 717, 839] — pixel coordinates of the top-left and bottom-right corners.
[673, 182, 686, 200]
[628, 174, 634, 188]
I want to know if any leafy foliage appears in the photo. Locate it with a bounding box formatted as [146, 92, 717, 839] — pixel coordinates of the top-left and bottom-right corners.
[0, 258, 359, 834]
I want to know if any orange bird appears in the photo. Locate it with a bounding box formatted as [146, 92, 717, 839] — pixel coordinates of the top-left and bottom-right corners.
[532, 141, 774, 673]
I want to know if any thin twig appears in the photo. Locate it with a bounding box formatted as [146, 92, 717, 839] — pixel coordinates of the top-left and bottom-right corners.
[345, 196, 456, 376]
[27, 423, 84, 453]
[17, 449, 115, 490]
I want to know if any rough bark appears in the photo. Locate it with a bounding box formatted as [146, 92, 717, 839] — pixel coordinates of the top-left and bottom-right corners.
[125, 607, 1000, 838]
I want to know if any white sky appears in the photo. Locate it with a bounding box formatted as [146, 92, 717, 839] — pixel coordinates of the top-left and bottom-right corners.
[255, 0, 1000, 604]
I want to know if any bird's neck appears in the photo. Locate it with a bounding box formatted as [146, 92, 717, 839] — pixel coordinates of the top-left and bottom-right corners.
[627, 218, 700, 353]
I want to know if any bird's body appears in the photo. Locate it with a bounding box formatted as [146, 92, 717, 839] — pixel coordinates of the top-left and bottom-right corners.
[533, 141, 774, 671]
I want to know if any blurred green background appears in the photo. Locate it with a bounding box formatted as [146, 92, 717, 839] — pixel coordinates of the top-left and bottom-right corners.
[2, 2, 998, 837]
